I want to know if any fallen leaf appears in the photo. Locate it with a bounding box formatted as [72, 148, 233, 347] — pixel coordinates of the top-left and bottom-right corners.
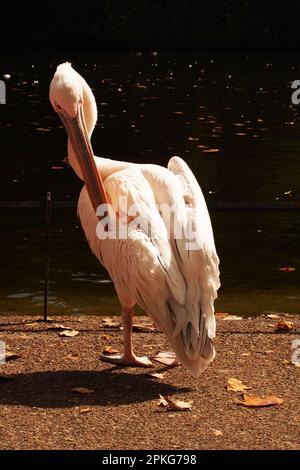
[153, 351, 177, 366]
[212, 429, 223, 436]
[227, 377, 252, 393]
[146, 372, 166, 380]
[59, 330, 79, 337]
[158, 395, 192, 411]
[294, 363, 300, 368]
[133, 323, 156, 333]
[235, 394, 283, 407]
[279, 267, 296, 272]
[241, 352, 251, 357]
[67, 353, 80, 361]
[282, 359, 290, 365]
[221, 315, 243, 321]
[79, 407, 92, 414]
[71, 387, 94, 394]
[47, 323, 71, 331]
[0, 351, 20, 362]
[215, 312, 228, 319]
[102, 318, 120, 328]
[100, 334, 112, 341]
[275, 320, 294, 332]
[102, 346, 119, 355]
[267, 314, 281, 319]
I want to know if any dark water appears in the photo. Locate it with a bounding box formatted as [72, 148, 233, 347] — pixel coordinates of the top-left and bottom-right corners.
[0, 51, 299, 315]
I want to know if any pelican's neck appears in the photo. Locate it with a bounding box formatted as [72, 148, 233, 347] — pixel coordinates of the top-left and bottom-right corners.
[68, 76, 98, 180]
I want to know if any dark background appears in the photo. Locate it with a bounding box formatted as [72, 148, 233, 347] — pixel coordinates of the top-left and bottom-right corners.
[1, 0, 300, 50]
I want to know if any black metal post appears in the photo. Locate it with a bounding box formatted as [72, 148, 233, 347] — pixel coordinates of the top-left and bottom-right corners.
[44, 192, 51, 322]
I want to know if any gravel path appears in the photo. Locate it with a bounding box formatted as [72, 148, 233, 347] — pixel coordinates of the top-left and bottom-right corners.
[0, 314, 299, 450]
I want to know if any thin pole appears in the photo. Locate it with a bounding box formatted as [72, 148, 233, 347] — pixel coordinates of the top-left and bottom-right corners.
[43, 192, 51, 322]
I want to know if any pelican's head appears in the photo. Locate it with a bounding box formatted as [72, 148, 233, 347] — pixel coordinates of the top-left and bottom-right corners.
[50, 63, 107, 210]
[49, 63, 82, 118]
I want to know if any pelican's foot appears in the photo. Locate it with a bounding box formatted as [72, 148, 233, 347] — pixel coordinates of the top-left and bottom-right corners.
[100, 353, 153, 367]
[153, 351, 180, 367]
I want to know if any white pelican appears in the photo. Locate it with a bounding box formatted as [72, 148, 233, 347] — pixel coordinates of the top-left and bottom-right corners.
[49, 63, 220, 377]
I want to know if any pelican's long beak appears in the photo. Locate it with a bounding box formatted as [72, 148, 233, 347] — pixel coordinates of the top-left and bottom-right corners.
[57, 102, 108, 213]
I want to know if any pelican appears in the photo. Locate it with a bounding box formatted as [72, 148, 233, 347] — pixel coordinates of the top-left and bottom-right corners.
[49, 63, 220, 377]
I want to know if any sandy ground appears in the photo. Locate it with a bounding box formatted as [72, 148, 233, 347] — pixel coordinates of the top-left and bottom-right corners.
[0, 313, 299, 450]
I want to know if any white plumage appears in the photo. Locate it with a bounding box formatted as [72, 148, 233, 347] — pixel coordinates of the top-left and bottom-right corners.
[50, 63, 220, 377]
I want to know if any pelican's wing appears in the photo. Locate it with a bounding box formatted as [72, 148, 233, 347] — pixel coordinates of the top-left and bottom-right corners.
[167, 156, 220, 350]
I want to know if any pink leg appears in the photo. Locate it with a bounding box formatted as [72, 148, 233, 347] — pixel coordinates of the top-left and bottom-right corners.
[100, 307, 152, 367]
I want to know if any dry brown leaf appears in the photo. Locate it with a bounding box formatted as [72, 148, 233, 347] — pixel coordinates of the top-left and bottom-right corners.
[79, 407, 92, 414]
[294, 363, 300, 368]
[158, 395, 192, 411]
[241, 352, 251, 357]
[59, 330, 79, 337]
[67, 353, 80, 361]
[267, 314, 281, 319]
[146, 372, 166, 380]
[47, 324, 71, 331]
[227, 377, 252, 393]
[102, 346, 119, 355]
[71, 387, 94, 394]
[0, 351, 20, 362]
[215, 312, 228, 319]
[235, 394, 283, 407]
[102, 318, 120, 328]
[153, 351, 177, 366]
[222, 315, 243, 321]
[275, 320, 294, 332]
[100, 334, 112, 341]
[212, 429, 223, 436]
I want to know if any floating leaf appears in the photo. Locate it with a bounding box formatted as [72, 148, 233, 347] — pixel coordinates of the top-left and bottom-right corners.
[202, 148, 220, 153]
[235, 394, 283, 407]
[275, 320, 294, 332]
[51, 166, 64, 170]
[279, 267, 296, 272]
[71, 387, 94, 394]
[158, 395, 192, 411]
[59, 330, 79, 337]
[227, 377, 252, 393]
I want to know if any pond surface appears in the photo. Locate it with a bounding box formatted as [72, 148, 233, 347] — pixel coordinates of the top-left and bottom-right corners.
[0, 50, 299, 315]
